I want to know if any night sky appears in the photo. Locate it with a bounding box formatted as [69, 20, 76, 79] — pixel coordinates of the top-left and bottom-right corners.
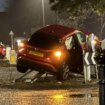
[0, 0, 8, 12]
[0, 0, 40, 45]
[0, 0, 56, 45]
[0, 0, 14, 45]
[0, 0, 13, 12]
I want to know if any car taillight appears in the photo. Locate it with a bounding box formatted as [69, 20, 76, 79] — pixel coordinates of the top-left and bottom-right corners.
[18, 42, 27, 53]
[3, 48, 6, 51]
[18, 42, 25, 48]
[54, 51, 62, 57]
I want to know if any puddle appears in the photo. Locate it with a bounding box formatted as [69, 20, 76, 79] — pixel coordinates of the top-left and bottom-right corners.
[69, 93, 98, 98]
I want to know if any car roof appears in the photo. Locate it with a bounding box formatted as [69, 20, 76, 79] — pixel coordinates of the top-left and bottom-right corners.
[38, 24, 79, 39]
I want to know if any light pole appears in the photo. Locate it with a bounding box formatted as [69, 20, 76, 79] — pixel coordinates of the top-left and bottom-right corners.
[41, 0, 45, 26]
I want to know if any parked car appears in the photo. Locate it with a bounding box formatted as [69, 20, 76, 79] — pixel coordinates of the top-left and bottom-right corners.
[16, 24, 88, 81]
[0, 43, 6, 59]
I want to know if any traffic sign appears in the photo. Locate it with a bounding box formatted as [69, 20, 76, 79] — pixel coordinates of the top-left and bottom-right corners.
[84, 52, 96, 65]
[84, 52, 89, 65]
[9, 30, 14, 36]
[91, 52, 96, 65]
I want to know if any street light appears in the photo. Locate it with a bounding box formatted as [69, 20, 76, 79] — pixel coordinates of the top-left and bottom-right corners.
[41, 0, 45, 26]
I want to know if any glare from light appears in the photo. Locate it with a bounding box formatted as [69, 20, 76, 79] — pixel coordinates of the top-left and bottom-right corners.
[53, 94, 63, 99]
[17, 40, 21, 46]
[18, 42, 25, 48]
[3, 48, 6, 51]
[92, 40, 97, 45]
[52, 94, 64, 102]
[54, 51, 62, 57]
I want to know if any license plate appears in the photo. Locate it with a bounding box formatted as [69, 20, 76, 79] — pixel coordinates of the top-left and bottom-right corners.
[29, 50, 44, 57]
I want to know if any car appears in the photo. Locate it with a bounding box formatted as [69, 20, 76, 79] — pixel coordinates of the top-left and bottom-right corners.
[0, 43, 6, 59]
[16, 24, 87, 81]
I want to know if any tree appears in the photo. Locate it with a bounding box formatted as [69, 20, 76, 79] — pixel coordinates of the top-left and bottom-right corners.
[49, 0, 105, 38]
[50, 0, 105, 17]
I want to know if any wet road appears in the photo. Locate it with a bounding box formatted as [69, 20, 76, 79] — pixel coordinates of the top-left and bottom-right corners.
[0, 66, 99, 105]
[0, 88, 99, 105]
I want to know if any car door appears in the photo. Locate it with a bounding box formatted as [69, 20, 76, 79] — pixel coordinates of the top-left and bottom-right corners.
[71, 33, 83, 73]
[64, 35, 77, 70]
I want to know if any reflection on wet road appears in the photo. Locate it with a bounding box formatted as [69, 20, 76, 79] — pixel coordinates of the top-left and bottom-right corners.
[0, 88, 99, 105]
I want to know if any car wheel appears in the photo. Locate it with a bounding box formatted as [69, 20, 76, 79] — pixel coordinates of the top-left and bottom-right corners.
[0, 54, 4, 59]
[56, 62, 70, 81]
[17, 63, 28, 73]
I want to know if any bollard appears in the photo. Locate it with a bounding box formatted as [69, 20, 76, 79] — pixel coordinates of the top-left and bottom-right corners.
[95, 52, 105, 105]
[6, 46, 11, 60]
[10, 50, 17, 64]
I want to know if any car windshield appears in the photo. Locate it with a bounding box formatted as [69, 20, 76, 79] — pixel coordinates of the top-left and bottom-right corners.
[28, 31, 60, 49]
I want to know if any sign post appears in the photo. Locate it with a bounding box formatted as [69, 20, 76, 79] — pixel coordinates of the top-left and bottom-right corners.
[9, 30, 17, 64]
[9, 30, 14, 50]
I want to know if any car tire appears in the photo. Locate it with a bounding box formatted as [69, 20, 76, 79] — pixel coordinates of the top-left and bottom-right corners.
[17, 63, 28, 73]
[56, 62, 70, 81]
[0, 54, 4, 59]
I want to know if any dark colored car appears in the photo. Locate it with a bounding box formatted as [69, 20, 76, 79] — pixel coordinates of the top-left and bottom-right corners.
[17, 25, 87, 81]
[0, 43, 6, 59]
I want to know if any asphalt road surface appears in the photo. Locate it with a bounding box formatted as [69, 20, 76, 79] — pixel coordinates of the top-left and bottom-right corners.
[0, 88, 98, 105]
[0, 66, 99, 105]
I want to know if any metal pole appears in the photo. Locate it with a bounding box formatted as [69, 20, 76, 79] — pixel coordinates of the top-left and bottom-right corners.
[99, 84, 105, 105]
[11, 35, 14, 50]
[95, 52, 105, 105]
[42, 0, 45, 26]
[98, 64, 105, 105]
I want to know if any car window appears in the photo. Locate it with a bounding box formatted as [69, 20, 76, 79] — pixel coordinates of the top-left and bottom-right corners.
[65, 36, 74, 50]
[76, 32, 86, 44]
[76, 32, 87, 50]
[28, 31, 60, 49]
